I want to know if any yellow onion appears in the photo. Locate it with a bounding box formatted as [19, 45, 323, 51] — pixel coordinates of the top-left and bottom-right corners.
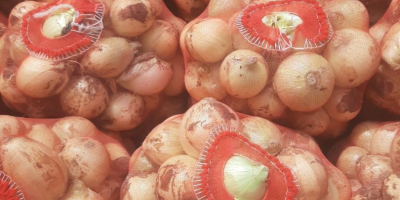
[219, 49, 269, 99]
[81, 37, 140, 79]
[16, 56, 74, 98]
[120, 172, 158, 200]
[59, 75, 110, 119]
[182, 18, 232, 63]
[117, 53, 173, 95]
[247, 86, 287, 120]
[322, 28, 381, 88]
[110, 0, 157, 37]
[60, 179, 105, 200]
[156, 155, 197, 199]
[179, 97, 241, 158]
[0, 137, 69, 200]
[323, 0, 369, 32]
[60, 137, 111, 189]
[273, 52, 335, 112]
[139, 20, 179, 60]
[142, 119, 185, 165]
[184, 61, 228, 101]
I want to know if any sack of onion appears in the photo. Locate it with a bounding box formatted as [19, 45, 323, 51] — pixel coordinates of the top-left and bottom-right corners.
[0, 115, 130, 200]
[179, 0, 381, 138]
[0, 0, 187, 132]
[328, 121, 400, 199]
[121, 97, 352, 200]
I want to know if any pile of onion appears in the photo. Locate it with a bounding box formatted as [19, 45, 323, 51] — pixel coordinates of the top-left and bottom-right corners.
[328, 121, 400, 199]
[0, 115, 131, 200]
[365, 0, 400, 115]
[180, 0, 381, 138]
[0, 0, 187, 132]
[121, 97, 351, 200]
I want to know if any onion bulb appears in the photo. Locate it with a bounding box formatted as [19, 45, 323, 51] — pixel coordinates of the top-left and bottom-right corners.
[273, 52, 335, 112]
[248, 86, 287, 120]
[322, 28, 381, 88]
[16, 56, 74, 98]
[182, 18, 232, 63]
[156, 155, 197, 199]
[138, 20, 179, 60]
[184, 61, 227, 101]
[110, 0, 156, 37]
[117, 53, 173, 95]
[219, 49, 269, 99]
[323, 0, 369, 32]
[81, 37, 140, 79]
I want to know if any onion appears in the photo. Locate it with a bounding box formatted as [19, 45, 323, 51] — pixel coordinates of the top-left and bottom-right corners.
[60, 179, 105, 200]
[277, 147, 328, 200]
[182, 18, 232, 63]
[273, 52, 335, 112]
[16, 56, 74, 98]
[247, 86, 287, 120]
[110, 0, 157, 37]
[51, 116, 97, 143]
[207, 0, 244, 22]
[81, 37, 140, 79]
[60, 75, 110, 119]
[0, 137, 69, 200]
[95, 91, 145, 131]
[381, 22, 400, 70]
[179, 97, 241, 158]
[323, 86, 364, 122]
[323, 0, 369, 32]
[240, 116, 283, 155]
[336, 146, 369, 179]
[219, 49, 269, 99]
[156, 155, 197, 199]
[284, 108, 331, 137]
[7, 1, 41, 32]
[120, 172, 158, 200]
[60, 137, 111, 189]
[349, 121, 380, 151]
[26, 124, 60, 150]
[138, 20, 179, 60]
[142, 119, 185, 165]
[184, 61, 227, 101]
[322, 28, 381, 88]
[117, 53, 173, 95]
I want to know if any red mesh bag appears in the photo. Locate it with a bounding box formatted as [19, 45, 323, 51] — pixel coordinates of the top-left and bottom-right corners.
[328, 120, 400, 199]
[122, 97, 352, 200]
[180, 0, 381, 138]
[0, 115, 130, 200]
[0, 0, 187, 132]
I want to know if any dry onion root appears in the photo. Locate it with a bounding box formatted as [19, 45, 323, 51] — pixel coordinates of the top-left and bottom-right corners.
[125, 98, 352, 200]
[331, 121, 400, 199]
[0, 115, 129, 200]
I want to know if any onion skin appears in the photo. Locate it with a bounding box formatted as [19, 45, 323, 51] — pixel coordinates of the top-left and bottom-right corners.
[120, 172, 158, 200]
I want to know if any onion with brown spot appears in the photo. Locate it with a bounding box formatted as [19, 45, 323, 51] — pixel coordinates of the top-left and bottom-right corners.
[110, 0, 157, 37]
[142, 119, 185, 165]
[117, 53, 173, 95]
[81, 37, 140, 79]
[184, 61, 227, 101]
[95, 91, 145, 131]
[60, 137, 111, 189]
[59, 75, 109, 119]
[247, 86, 287, 120]
[156, 155, 197, 200]
[322, 28, 381, 88]
[16, 56, 74, 98]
